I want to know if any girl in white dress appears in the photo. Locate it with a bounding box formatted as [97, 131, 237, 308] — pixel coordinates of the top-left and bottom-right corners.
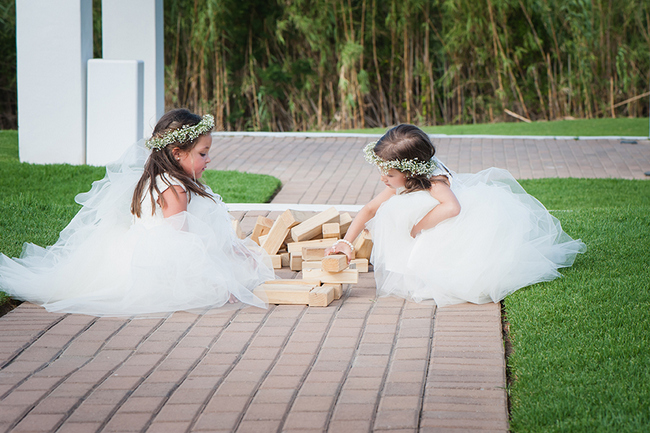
[0, 109, 274, 316]
[327, 124, 585, 306]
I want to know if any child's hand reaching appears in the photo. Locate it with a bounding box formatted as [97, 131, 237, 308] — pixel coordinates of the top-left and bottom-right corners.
[325, 239, 354, 263]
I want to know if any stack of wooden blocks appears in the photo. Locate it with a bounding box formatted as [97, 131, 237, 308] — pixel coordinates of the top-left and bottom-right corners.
[232, 207, 373, 307]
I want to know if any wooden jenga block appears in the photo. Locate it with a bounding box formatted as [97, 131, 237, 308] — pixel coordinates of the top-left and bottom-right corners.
[280, 252, 290, 267]
[262, 209, 310, 255]
[270, 255, 282, 269]
[263, 278, 321, 285]
[287, 238, 337, 254]
[322, 222, 340, 239]
[308, 285, 335, 307]
[253, 283, 318, 305]
[290, 207, 340, 242]
[339, 212, 352, 236]
[352, 229, 373, 259]
[302, 247, 327, 261]
[251, 216, 274, 245]
[321, 254, 348, 273]
[290, 253, 303, 271]
[322, 283, 343, 300]
[258, 234, 268, 246]
[349, 258, 369, 273]
[302, 268, 359, 284]
[231, 219, 246, 239]
[301, 260, 322, 270]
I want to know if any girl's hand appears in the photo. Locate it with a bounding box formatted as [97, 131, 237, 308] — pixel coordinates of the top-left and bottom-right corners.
[325, 242, 353, 263]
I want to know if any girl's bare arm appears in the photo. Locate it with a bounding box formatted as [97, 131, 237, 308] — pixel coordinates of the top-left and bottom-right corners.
[410, 180, 460, 237]
[328, 186, 395, 259]
[159, 186, 188, 218]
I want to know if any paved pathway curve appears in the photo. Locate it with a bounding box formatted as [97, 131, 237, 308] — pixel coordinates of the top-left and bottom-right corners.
[1, 134, 648, 433]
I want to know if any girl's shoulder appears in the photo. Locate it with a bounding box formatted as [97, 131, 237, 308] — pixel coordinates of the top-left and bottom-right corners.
[155, 173, 187, 193]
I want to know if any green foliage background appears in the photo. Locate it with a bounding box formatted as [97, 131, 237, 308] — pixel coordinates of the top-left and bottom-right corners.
[1, 0, 649, 131]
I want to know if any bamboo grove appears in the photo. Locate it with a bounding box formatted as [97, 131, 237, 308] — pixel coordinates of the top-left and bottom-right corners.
[0, 0, 649, 131]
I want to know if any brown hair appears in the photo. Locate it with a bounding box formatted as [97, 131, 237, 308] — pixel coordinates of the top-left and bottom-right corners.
[131, 108, 214, 217]
[374, 124, 436, 193]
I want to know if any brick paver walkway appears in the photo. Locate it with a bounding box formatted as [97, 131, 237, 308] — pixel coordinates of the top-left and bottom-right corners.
[1, 134, 648, 433]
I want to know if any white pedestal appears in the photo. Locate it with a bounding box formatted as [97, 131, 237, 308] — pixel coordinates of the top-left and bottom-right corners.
[86, 60, 144, 166]
[102, 0, 164, 138]
[16, 0, 93, 164]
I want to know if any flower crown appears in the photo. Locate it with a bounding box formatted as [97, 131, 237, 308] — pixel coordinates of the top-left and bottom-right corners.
[145, 114, 215, 151]
[363, 141, 438, 177]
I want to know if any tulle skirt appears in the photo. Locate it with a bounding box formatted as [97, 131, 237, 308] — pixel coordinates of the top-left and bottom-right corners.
[367, 167, 586, 306]
[0, 142, 274, 317]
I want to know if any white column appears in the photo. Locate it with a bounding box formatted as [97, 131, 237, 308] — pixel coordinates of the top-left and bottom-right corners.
[102, 0, 164, 138]
[86, 60, 144, 166]
[16, 0, 93, 164]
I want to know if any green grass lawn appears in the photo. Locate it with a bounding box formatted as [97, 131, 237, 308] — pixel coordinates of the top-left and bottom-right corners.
[508, 178, 650, 432]
[0, 130, 280, 306]
[339, 117, 649, 137]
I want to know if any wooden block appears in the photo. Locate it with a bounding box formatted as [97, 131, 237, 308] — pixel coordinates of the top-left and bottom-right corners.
[301, 260, 322, 270]
[302, 247, 327, 261]
[349, 258, 369, 273]
[353, 229, 373, 259]
[322, 283, 343, 300]
[287, 238, 337, 254]
[290, 253, 303, 271]
[258, 234, 268, 246]
[263, 279, 321, 285]
[302, 268, 359, 284]
[321, 254, 348, 273]
[231, 219, 246, 239]
[290, 207, 340, 242]
[308, 285, 335, 307]
[251, 216, 274, 245]
[254, 283, 319, 305]
[339, 212, 352, 236]
[270, 255, 282, 269]
[262, 209, 310, 255]
[322, 222, 340, 239]
[280, 252, 290, 267]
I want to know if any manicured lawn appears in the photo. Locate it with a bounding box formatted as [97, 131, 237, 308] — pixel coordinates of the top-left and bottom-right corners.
[0, 131, 280, 306]
[339, 117, 649, 137]
[508, 178, 650, 432]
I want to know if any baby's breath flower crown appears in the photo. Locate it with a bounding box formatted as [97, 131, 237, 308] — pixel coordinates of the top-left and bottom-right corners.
[145, 114, 215, 151]
[363, 141, 438, 177]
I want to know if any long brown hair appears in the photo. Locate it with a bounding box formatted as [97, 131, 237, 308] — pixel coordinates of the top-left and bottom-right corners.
[374, 124, 436, 193]
[131, 109, 214, 217]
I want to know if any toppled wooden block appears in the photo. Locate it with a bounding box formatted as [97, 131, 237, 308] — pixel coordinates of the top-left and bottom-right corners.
[290, 253, 303, 271]
[308, 285, 335, 307]
[353, 229, 373, 259]
[302, 268, 359, 284]
[322, 283, 343, 300]
[231, 219, 246, 239]
[302, 247, 326, 261]
[349, 258, 369, 273]
[253, 281, 336, 306]
[291, 207, 339, 242]
[301, 260, 322, 270]
[287, 238, 337, 254]
[321, 254, 348, 273]
[251, 216, 274, 245]
[262, 209, 310, 255]
[280, 252, 290, 267]
[322, 222, 340, 239]
[339, 212, 352, 236]
[270, 255, 282, 269]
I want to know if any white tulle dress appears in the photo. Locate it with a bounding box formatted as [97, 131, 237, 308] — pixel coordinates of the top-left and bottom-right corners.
[367, 158, 586, 307]
[0, 141, 274, 317]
